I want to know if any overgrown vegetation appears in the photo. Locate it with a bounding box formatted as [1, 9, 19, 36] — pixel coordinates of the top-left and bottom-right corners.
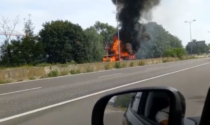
[48, 70, 59, 77]
[138, 61, 145, 66]
[60, 71, 69, 76]
[29, 77, 36, 80]
[164, 48, 185, 59]
[0, 14, 208, 85]
[70, 69, 81, 74]
[1, 16, 208, 69]
[86, 67, 94, 72]
[129, 62, 134, 67]
[162, 58, 169, 63]
[0, 17, 115, 67]
[104, 63, 112, 70]
[121, 63, 127, 68]
[114, 62, 121, 69]
[0, 55, 205, 84]
[114, 62, 127, 69]
[0, 80, 12, 84]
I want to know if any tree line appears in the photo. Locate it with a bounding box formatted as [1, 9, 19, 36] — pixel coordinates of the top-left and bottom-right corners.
[136, 22, 185, 59]
[0, 16, 116, 67]
[0, 16, 208, 67]
[208, 44, 210, 51]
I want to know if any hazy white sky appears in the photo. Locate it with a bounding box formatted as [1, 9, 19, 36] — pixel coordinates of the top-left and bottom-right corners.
[0, 0, 210, 46]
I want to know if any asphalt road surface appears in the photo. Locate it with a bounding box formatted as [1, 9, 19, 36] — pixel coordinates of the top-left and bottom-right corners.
[104, 105, 125, 125]
[0, 58, 210, 125]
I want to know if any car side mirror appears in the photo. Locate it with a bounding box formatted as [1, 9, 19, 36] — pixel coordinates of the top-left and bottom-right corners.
[91, 87, 186, 125]
[199, 87, 210, 125]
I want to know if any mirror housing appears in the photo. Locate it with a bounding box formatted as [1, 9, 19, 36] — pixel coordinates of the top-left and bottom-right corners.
[199, 87, 210, 125]
[91, 86, 185, 125]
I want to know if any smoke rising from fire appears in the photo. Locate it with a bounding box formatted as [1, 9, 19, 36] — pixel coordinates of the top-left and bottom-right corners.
[111, 0, 160, 55]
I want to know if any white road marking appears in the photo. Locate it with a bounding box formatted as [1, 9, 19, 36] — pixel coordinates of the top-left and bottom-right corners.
[0, 87, 42, 96]
[0, 62, 209, 123]
[98, 73, 122, 78]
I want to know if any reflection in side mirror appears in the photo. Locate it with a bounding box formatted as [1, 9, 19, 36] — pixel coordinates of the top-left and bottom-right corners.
[104, 94, 134, 125]
[91, 87, 185, 125]
[104, 91, 172, 125]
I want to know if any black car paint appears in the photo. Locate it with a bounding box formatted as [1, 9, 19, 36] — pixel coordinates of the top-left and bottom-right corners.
[124, 111, 200, 125]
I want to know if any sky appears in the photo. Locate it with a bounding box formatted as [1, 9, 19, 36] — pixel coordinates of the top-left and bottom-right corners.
[0, 0, 210, 46]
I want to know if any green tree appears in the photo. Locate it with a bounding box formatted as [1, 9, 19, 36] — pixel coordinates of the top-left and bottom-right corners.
[0, 16, 45, 67]
[0, 36, 45, 67]
[165, 48, 185, 59]
[39, 20, 87, 64]
[24, 14, 35, 37]
[136, 22, 184, 59]
[208, 44, 210, 50]
[84, 27, 104, 62]
[94, 21, 116, 44]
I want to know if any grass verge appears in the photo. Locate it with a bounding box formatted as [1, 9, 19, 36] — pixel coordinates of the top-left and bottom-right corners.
[0, 56, 206, 84]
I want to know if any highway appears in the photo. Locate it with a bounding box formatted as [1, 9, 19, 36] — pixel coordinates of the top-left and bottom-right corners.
[0, 58, 209, 125]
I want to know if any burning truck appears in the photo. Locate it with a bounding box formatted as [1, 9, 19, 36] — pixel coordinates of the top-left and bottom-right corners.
[103, 0, 159, 62]
[103, 35, 136, 62]
[103, 24, 151, 62]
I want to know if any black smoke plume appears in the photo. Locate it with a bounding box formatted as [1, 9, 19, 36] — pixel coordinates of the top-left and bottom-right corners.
[111, 0, 160, 54]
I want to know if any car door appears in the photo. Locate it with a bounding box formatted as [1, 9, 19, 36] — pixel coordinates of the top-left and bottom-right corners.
[124, 92, 157, 125]
[123, 92, 144, 125]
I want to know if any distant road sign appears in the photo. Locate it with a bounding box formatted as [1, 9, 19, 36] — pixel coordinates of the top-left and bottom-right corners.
[104, 42, 109, 50]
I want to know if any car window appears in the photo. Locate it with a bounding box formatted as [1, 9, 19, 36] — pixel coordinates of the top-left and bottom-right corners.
[138, 92, 171, 124]
[131, 92, 143, 112]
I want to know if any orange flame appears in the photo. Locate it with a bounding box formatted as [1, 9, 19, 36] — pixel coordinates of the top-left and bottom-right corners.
[103, 35, 130, 62]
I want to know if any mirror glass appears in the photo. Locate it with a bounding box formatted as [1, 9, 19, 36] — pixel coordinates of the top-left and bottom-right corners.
[104, 91, 171, 125]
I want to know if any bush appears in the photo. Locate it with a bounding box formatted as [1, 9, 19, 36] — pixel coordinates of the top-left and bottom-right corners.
[114, 62, 121, 68]
[164, 48, 185, 59]
[113, 62, 127, 68]
[48, 70, 59, 77]
[105, 63, 112, 70]
[121, 63, 127, 68]
[70, 69, 81, 74]
[36, 63, 51, 67]
[69, 60, 76, 64]
[138, 61, 145, 66]
[60, 71, 69, 76]
[0, 80, 12, 84]
[164, 49, 176, 57]
[86, 67, 94, 72]
[29, 77, 36, 80]
[162, 58, 169, 63]
[59, 64, 69, 67]
[174, 48, 185, 59]
[129, 62, 134, 67]
[40, 75, 46, 78]
[185, 55, 196, 60]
